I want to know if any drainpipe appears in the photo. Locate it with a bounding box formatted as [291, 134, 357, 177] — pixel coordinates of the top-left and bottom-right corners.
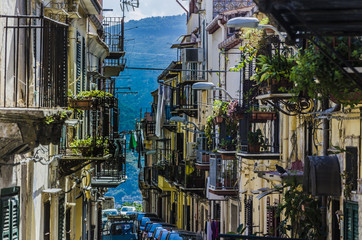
[282, 112, 289, 166]
[217, 19, 226, 95]
[217, 19, 226, 41]
[321, 98, 329, 239]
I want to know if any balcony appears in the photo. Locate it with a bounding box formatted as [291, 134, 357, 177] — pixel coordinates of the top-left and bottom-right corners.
[142, 112, 156, 138]
[0, 15, 69, 158]
[163, 105, 177, 132]
[91, 138, 127, 187]
[171, 86, 198, 117]
[103, 17, 126, 77]
[196, 133, 216, 170]
[208, 153, 238, 196]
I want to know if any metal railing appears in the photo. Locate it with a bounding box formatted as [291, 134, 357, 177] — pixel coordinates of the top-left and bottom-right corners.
[1, 15, 68, 108]
[103, 17, 124, 54]
[209, 154, 238, 191]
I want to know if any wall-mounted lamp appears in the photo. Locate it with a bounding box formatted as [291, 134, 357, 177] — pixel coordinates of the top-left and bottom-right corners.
[169, 116, 201, 132]
[192, 82, 233, 100]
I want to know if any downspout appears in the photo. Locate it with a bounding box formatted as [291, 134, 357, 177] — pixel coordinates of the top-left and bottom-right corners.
[217, 19, 226, 97]
[217, 19, 226, 41]
[321, 98, 329, 239]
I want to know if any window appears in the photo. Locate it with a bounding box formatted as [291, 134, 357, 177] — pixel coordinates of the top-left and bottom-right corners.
[345, 147, 358, 191]
[0, 187, 20, 240]
[44, 201, 51, 240]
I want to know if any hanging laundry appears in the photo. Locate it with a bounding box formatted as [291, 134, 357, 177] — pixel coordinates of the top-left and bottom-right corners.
[129, 131, 137, 151]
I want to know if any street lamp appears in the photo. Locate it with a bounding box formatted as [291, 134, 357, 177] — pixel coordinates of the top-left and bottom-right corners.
[192, 82, 233, 100]
[170, 116, 201, 132]
[226, 17, 298, 52]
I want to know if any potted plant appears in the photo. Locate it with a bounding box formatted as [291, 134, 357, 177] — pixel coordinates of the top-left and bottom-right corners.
[247, 129, 265, 153]
[253, 52, 295, 95]
[68, 90, 113, 109]
[213, 100, 228, 124]
[290, 37, 362, 106]
[70, 136, 109, 157]
[251, 106, 277, 121]
[227, 100, 244, 120]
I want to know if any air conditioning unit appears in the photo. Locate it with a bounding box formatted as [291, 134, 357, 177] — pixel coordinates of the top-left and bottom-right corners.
[186, 142, 197, 159]
[182, 48, 203, 62]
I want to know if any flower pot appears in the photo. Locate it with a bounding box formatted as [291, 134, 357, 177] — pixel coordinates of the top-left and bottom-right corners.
[248, 143, 261, 153]
[330, 91, 362, 105]
[215, 116, 224, 124]
[202, 153, 210, 163]
[221, 153, 236, 160]
[69, 98, 94, 110]
[252, 111, 276, 120]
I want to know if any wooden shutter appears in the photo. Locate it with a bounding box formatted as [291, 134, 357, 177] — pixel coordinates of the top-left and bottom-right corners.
[76, 32, 82, 94]
[82, 36, 86, 91]
[58, 195, 65, 240]
[344, 201, 359, 240]
[44, 201, 51, 240]
[0, 196, 19, 240]
[345, 147, 358, 191]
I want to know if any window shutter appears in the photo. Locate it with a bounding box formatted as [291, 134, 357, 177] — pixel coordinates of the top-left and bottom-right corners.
[344, 202, 359, 240]
[82, 36, 86, 91]
[1, 198, 11, 240]
[58, 195, 65, 240]
[1, 196, 19, 240]
[76, 32, 82, 94]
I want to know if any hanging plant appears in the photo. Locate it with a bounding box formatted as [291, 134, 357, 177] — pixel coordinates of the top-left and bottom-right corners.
[227, 100, 244, 121]
[290, 37, 362, 106]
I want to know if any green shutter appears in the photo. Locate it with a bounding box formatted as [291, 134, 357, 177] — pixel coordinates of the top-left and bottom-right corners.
[1, 198, 11, 239]
[0, 196, 19, 240]
[76, 32, 82, 94]
[344, 202, 359, 240]
[58, 195, 65, 240]
[11, 198, 19, 239]
[82, 36, 86, 91]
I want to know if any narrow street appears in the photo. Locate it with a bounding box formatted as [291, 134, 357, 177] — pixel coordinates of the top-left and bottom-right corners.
[1, 0, 362, 240]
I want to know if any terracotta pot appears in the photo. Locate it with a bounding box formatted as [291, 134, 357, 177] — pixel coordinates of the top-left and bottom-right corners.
[252, 111, 276, 120]
[330, 91, 362, 104]
[215, 116, 223, 124]
[221, 153, 236, 160]
[248, 143, 260, 153]
[202, 154, 210, 163]
[69, 98, 94, 110]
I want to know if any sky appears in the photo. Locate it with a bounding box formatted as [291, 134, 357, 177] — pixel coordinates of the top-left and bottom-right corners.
[103, 0, 188, 21]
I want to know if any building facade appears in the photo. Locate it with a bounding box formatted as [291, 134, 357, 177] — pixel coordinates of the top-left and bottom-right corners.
[139, 1, 362, 240]
[0, 0, 127, 239]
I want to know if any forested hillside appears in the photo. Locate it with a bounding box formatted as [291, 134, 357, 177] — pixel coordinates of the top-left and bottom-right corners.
[105, 14, 186, 206]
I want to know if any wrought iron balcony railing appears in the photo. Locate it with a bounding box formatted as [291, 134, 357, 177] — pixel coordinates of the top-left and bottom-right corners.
[1, 15, 68, 108]
[208, 153, 238, 196]
[91, 138, 127, 187]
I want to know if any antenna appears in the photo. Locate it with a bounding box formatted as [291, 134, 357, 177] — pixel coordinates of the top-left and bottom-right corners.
[120, 0, 139, 12]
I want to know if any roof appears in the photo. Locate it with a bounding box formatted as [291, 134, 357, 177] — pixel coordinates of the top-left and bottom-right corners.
[206, 6, 256, 34]
[157, 61, 182, 80]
